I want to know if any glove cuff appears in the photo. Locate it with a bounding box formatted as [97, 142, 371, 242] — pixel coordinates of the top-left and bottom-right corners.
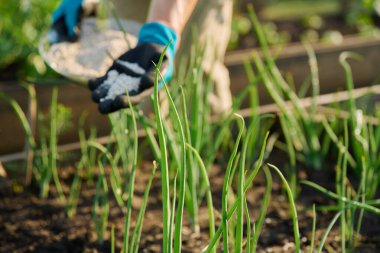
[137, 22, 179, 60]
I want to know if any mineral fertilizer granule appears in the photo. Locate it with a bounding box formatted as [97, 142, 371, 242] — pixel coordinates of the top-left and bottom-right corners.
[46, 19, 137, 79]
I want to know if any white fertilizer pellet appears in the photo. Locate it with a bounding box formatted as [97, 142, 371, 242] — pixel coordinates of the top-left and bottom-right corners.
[116, 60, 146, 75]
[45, 19, 137, 79]
[99, 70, 141, 102]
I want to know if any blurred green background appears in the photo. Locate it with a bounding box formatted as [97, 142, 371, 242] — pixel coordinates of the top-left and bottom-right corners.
[0, 0, 60, 80]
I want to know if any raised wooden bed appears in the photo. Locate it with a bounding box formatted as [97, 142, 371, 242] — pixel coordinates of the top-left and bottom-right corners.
[227, 35, 380, 106]
[1, 35, 380, 156]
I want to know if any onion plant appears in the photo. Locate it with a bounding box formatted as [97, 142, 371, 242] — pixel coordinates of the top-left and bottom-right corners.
[204, 131, 269, 252]
[222, 114, 245, 252]
[302, 180, 380, 215]
[66, 117, 90, 217]
[152, 44, 174, 252]
[249, 166, 272, 253]
[145, 41, 279, 252]
[84, 98, 157, 249]
[93, 157, 110, 243]
[122, 90, 139, 253]
[1, 84, 70, 202]
[339, 52, 380, 199]
[267, 164, 300, 252]
[109, 111, 134, 191]
[0, 88, 36, 183]
[303, 117, 380, 251]
[317, 210, 343, 253]
[162, 78, 187, 253]
[87, 141, 111, 243]
[248, 5, 326, 171]
[77, 113, 98, 181]
[129, 161, 157, 253]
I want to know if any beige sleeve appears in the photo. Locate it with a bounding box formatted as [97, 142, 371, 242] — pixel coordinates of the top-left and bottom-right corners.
[110, 0, 150, 23]
[178, 0, 233, 114]
[111, 0, 233, 115]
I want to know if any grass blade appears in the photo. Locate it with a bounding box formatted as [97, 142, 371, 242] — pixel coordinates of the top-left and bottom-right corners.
[236, 114, 251, 253]
[50, 85, 66, 203]
[309, 204, 317, 253]
[152, 43, 172, 252]
[122, 93, 139, 253]
[267, 163, 300, 253]
[251, 166, 272, 252]
[185, 144, 215, 243]
[317, 211, 342, 253]
[131, 162, 158, 253]
[222, 114, 245, 253]
[111, 224, 115, 253]
[155, 57, 188, 252]
[301, 180, 380, 215]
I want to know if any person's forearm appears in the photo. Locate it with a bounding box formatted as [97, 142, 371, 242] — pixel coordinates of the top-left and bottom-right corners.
[147, 0, 198, 35]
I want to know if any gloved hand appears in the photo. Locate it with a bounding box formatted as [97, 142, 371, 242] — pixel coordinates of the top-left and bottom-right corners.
[49, 0, 84, 43]
[88, 22, 178, 114]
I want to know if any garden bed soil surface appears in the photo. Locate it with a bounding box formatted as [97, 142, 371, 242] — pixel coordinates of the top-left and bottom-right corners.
[1, 153, 380, 253]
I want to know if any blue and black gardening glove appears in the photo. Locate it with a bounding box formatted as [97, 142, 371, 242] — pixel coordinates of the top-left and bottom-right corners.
[49, 0, 84, 43]
[88, 22, 178, 114]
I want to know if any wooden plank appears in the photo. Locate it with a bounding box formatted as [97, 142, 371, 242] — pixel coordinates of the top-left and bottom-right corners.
[2, 84, 379, 163]
[226, 35, 380, 107]
[0, 82, 112, 154]
[1, 35, 380, 155]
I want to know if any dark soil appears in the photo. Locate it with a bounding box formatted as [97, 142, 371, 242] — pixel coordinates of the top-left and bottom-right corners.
[1, 155, 380, 253]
